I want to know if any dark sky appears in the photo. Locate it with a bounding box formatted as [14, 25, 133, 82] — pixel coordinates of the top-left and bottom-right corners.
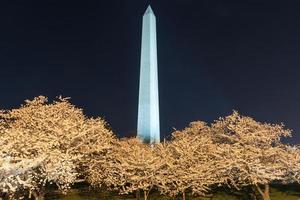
[1, 0, 300, 143]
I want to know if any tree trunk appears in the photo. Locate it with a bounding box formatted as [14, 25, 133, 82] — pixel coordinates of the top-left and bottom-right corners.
[262, 184, 271, 200]
[32, 191, 45, 200]
[182, 191, 186, 200]
[144, 190, 147, 200]
[136, 190, 141, 200]
[255, 184, 271, 200]
[249, 187, 257, 200]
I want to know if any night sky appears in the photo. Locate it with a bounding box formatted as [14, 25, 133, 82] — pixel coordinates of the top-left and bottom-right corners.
[1, 1, 300, 143]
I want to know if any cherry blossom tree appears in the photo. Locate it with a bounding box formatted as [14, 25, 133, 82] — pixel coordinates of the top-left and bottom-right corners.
[0, 153, 45, 199]
[1, 97, 300, 200]
[89, 138, 164, 200]
[211, 111, 300, 200]
[155, 112, 300, 200]
[0, 96, 115, 199]
[155, 121, 236, 200]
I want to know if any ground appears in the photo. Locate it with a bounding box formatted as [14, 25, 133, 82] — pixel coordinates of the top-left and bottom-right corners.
[44, 185, 300, 200]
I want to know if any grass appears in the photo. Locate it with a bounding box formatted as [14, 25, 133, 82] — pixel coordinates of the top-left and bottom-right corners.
[44, 185, 300, 200]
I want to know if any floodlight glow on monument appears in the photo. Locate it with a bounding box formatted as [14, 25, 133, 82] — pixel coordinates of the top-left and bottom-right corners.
[137, 6, 160, 144]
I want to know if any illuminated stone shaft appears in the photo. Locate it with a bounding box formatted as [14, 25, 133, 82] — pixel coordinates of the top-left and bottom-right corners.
[137, 6, 160, 144]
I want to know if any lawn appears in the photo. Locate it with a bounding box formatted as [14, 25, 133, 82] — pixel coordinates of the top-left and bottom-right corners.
[44, 184, 300, 200]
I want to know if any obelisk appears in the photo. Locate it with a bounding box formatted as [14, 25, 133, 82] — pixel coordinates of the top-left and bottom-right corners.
[137, 5, 160, 144]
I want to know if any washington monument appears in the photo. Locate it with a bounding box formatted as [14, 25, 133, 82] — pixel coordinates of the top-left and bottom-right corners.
[137, 6, 160, 144]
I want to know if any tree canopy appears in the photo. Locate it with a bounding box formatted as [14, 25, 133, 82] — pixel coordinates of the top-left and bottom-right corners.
[0, 97, 299, 200]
